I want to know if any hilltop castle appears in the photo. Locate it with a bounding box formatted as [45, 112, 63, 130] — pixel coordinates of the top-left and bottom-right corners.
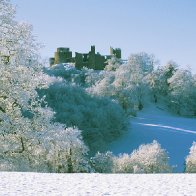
[49, 46, 121, 70]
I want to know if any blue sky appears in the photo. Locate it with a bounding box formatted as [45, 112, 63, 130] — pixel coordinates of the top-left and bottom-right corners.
[11, 0, 196, 72]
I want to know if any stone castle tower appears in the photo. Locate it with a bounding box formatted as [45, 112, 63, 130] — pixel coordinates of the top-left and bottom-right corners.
[49, 47, 73, 65]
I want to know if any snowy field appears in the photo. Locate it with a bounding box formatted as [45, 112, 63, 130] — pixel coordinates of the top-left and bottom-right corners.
[0, 172, 196, 196]
[108, 105, 196, 172]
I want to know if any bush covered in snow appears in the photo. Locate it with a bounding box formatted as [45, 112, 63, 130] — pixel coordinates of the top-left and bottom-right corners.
[113, 141, 172, 173]
[185, 142, 196, 173]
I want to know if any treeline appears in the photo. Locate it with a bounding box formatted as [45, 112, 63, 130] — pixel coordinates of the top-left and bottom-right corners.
[90, 141, 196, 173]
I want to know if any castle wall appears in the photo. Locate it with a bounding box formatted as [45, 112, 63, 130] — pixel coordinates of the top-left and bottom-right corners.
[50, 46, 121, 69]
[75, 52, 88, 69]
[94, 54, 106, 70]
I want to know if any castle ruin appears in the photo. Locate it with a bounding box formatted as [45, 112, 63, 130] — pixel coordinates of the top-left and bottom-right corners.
[49, 46, 121, 70]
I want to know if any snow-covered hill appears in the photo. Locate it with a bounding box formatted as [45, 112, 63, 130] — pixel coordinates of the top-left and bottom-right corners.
[0, 172, 195, 196]
[108, 105, 196, 172]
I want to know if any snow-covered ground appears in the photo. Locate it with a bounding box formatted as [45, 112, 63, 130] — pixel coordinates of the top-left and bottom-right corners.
[0, 172, 196, 196]
[108, 105, 196, 172]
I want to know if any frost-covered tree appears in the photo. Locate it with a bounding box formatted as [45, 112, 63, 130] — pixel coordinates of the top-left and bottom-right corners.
[0, 0, 89, 172]
[104, 57, 122, 71]
[113, 153, 134, 173]
[90, 151, 114, 173]
[127, 52, 155, 74]
[149, 61, 196, 116]
[89, 52, 155, 115]
[88, 71, 115, 98]
[167, 69, 196, 116]
[185, 142, 196, 173]
[43, 126, 89, 173]
[113, 141, 171, 173]
[129, 140, 171, 173]
[149, 61, 178, 103]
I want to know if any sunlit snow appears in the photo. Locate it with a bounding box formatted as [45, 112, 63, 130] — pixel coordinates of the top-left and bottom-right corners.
[0, 172, 196, 196]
